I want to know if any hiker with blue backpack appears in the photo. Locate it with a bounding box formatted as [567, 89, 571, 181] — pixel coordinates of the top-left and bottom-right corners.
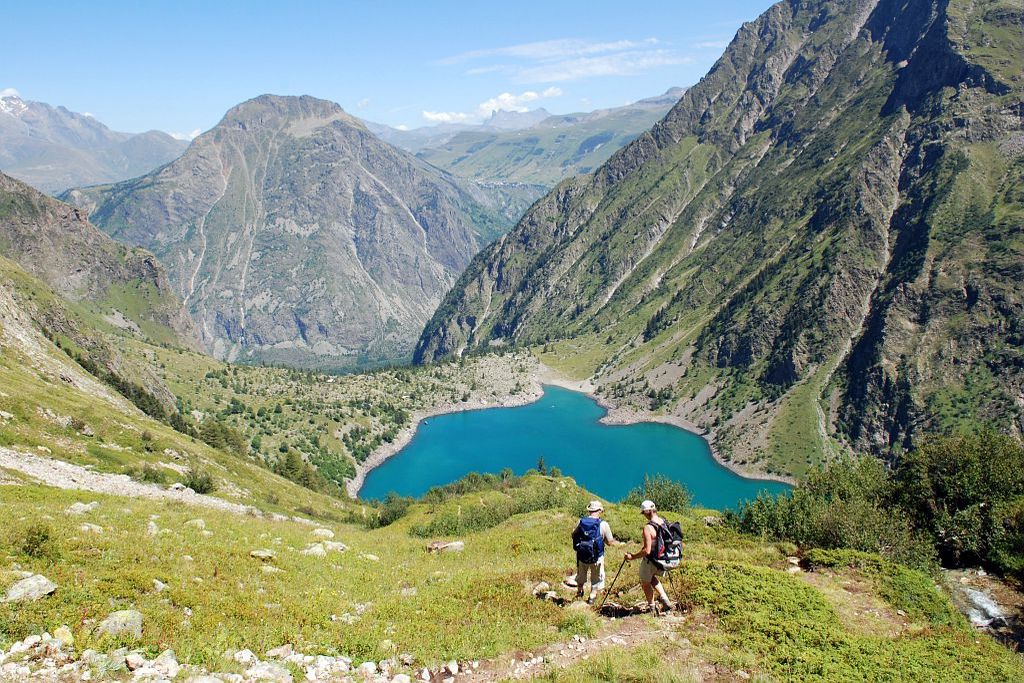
[571, 500, 621, 604]
[623, 499, 681, 614]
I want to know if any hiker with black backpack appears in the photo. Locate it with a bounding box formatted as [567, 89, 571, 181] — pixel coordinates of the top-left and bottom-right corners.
[571, 500, 621, 604]
[624, 499, 681, 614]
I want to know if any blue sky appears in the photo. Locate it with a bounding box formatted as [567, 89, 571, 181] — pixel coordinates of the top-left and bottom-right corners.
[4, 1, 776, 138]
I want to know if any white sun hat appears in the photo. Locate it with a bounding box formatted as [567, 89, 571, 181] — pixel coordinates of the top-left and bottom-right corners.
[640, 500, 656, 512]
[586, 500, 604, 513]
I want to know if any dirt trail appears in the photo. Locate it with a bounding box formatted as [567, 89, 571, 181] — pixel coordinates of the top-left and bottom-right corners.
[447, 608, 699, 682]
[0, 446, 310, 524]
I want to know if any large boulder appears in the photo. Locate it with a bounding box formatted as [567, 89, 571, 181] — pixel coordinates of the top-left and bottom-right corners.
[3, 574, 57, 602]
[426, 540, 465, 553]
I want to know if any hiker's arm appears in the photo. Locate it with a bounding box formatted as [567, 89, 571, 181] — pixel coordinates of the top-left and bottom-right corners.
[602, 522, 620, 546]
[625, 526, 654, 560]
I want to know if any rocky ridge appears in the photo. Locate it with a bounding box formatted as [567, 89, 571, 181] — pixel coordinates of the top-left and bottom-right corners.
[415, 0, 1024, 476]
[0, 93, 187, 194]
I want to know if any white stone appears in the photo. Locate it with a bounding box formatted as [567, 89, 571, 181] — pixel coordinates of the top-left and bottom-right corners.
[153, 579, 168, 593]
[79, 523, 103, 534]
[147, 521, 159, 537]
[65, 501, 99, 515]
[312, 528, 335, 539]
[153, 650, 180, 678]
[357, 661, 377, 676]
[125, 652, 147, 670]
[53, 625, 74, 647]
[246, 660, 293, 682]
[96, 610, 143, 639]
[3, 574, 57, 602]
[250, 549, 276, 561]
[185, 519, 206, 530]
[302, 543, 327, 558]
[234, 649, 258, 665]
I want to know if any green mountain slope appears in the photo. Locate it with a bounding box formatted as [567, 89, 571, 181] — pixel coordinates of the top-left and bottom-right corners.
[63, 95, 531, 370]
[415, 0, 1024, 477]
[410, 89, 685, 188]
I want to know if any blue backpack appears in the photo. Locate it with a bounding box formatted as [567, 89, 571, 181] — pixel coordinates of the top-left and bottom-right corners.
[573, 517, 605, 564]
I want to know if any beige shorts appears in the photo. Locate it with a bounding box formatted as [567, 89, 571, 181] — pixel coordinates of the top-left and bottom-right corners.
[576, 556, 606, 591]
[639, 557, 664, 584]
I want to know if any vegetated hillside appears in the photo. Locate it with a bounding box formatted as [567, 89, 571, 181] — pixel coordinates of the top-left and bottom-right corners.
[416, 0, 1024, 478]
[63, 95, 533, 371]
[0, 172, 196, 349]
[408, 89, 686, 188]
[0, 93, 187, 194]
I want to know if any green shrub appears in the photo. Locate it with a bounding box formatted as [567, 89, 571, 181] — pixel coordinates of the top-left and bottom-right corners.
[893, 430, 1024, 576]
[18, 523, 56, 559]
[558, 611, 597, 638]
[129, 464, 168, 485]
[184, 468, 216, 494]
[731, 457, 935, 570]
[623, 475, 691, 513]
[365, 492, 413, 528]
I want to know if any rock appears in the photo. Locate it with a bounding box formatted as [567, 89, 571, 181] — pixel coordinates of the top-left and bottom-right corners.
[786, 556, 800, 565]
[419, 668, 431, 681]
[96, 610, 143, 639]
[703, 515, 723, 527]
[266, 644, 293, 659]
[736, 671, 750, 680]
[261, 565, 285, 575]
[53, 625, 74, 647]
[531, 582, 551, 596]
[79, 523, 103, 534]
[361, 553, 380, 562]
[0, 410, 13, 420]
[400, 587, 418, 598]
[357, 661, 378, 677]
[312, 528, 335, 539]
[302, 543, 327, 558]
[426, 540, 465, 553]
[185, 518, 206, 530]
[153, 579, 168, 593]
[124, 652, 147, 671]
[3, 574, 57, 602]
[66, 501, 99, 515]
[185, 677, 222, 683]
[246, 660, 293, 682]
[392, 675, 412, 683]
[445, 660, 459, 675]
[81, 424, 95, 437]
[250, 549, 276, 561]
[153, 650, 180, 678]
[323, 541, 349, 552]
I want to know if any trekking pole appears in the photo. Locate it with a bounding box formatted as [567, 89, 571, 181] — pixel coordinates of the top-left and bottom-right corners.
[597, 556, 627, 612]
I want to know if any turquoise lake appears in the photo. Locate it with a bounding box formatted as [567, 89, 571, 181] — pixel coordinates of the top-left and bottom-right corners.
[360, 385, 791, 508]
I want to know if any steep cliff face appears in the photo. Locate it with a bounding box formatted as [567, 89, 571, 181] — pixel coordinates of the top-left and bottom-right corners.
[416, 0, 1023, 476]
[66, 95, 518, 369]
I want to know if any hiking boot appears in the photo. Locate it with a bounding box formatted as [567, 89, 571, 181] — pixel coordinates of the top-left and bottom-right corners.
[587, 594, 597, 605]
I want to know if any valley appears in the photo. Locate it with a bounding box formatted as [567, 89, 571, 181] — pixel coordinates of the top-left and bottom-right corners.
[2, 0, 1023, 680]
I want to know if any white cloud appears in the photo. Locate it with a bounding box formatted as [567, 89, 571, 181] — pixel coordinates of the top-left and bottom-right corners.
[394, 124, 409, 131]
[82, 112, 95, 118]
[356, 97, 370, 109]
[516, 51, 692, 83]
[438, 37, 689, 84]
[170, 128, 202, 141]
[695, 40, 731, 49]
[421, 111, 472, 124]
[0, 87, 20, 98]
[421, 87, 563, 124]
[439, 38, 659, 65]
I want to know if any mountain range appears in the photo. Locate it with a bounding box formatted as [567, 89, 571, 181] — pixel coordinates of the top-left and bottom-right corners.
[416, 0, 1024, 478]
[0, 93, 188, 194]
[63, 95, 536, 369]
[371, 89, 685, 187]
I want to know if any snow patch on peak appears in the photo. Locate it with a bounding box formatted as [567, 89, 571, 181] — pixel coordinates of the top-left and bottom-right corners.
[0, 88, 27, 116]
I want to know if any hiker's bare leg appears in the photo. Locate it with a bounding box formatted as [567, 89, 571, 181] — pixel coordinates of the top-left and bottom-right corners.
[641, 580, 655, 605]
[652, 577, 672, 606]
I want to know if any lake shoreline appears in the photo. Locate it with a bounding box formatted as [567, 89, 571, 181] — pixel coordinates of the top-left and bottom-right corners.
[535, 364, 796, 486]
[349, 359, 793, 499]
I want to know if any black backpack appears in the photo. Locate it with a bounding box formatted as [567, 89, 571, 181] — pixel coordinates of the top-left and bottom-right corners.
[647, 520, 683, 570]
[573, 517, 605, 564]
